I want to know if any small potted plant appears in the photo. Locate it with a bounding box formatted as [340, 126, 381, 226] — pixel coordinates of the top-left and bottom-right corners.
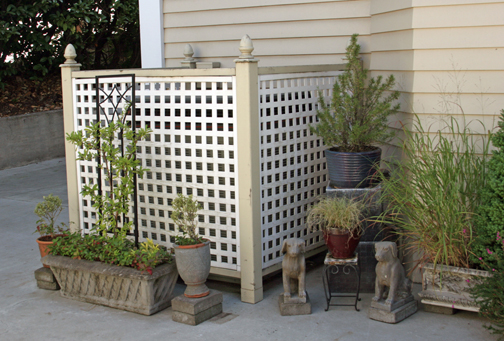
[306, 196, 364, 258]
[309, 33, 400, 189]
[34, 194, 69, 267]
[171, 193, 211, 298]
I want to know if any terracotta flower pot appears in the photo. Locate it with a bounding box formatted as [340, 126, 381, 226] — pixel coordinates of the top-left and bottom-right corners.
[323, 230, 361, 259]
[36, 235, 64, 268]
[173, 240, 211, 298]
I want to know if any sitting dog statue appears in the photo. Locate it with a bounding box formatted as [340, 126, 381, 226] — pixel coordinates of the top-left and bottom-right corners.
[372, 241, 412, 306]
[281, 238, 307, 303]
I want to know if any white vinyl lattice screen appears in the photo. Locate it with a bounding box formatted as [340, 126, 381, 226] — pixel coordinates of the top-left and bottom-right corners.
[72, 70, 339, 273]
[73, 76, 240, 271]
[258, 72, 338, 269]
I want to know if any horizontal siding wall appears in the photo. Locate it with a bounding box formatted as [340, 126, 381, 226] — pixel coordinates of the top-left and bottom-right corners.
[370, 1, 504, 137]
[163, 0, 371, 67]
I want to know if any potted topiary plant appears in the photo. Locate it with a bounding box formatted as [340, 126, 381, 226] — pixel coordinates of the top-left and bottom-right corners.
[310, 33, 400, 189]
[34, 194, 69, 267]
[306, 196, 364, 258]
[171, 193, 211, 298]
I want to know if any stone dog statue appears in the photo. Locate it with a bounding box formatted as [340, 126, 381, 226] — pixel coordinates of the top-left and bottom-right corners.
[372, 242, 412, 306]
[281, 238, 307, 303]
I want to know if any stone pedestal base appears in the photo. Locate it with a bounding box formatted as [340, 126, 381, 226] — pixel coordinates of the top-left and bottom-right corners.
[278, 293, 311, 316]
[368, 300, 418, 324]
[172, 290, 223, 326]
[34, 267, 60, 290]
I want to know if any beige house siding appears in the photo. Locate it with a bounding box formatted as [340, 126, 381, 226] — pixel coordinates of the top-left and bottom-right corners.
[163, 0, 503, 123]
[163, 0, 371, 67]
[162, 0, 503, 137]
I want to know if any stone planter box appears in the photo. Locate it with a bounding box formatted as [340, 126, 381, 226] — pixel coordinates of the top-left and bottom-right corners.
[43, 255, 178, 315]
[418, 263, 490, 312]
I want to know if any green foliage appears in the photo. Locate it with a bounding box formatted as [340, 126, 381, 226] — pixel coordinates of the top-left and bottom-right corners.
[0, 0, 140, 86]
[66, 105, 151, 238]
[306, 196, 364, 236]
[472, 110, 504, 269]
[310, 33, 400, 153]
[49, 233, 172, 274]
[171, 194, 204, 245]
[376, 115, 491, 268]
[34, 194, 69, 238]
[470, 233, 504, 340]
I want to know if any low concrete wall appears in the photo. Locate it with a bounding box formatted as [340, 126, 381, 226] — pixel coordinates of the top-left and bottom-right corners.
[0, 110, 65, 170]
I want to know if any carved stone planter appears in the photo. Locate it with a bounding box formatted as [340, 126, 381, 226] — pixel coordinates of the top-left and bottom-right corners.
[418, 263, 490, 312]
[43, 255, 178, 315]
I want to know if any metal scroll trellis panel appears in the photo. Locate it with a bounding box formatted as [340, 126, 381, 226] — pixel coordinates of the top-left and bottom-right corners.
[73, 76, 240, 271]
[258, 71, 340, 270]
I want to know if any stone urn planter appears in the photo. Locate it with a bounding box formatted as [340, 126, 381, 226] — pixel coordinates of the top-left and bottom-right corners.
[43, 255, 178, 315]
[418, 263, 490, 312]
[173, 241, 211, 298]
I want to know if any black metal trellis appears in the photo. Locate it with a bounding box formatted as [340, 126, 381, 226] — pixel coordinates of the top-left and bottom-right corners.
[95, 74, 139, 246]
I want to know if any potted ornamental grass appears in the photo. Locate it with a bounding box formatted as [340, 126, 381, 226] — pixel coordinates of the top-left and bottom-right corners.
[171, 193, 211, 298]
[306, 196, 364, 259]
[34, 194, 69, 267]
[310, 33, 400, 189]
[43, 107, 178, 315]
[376, 114, 492, 312]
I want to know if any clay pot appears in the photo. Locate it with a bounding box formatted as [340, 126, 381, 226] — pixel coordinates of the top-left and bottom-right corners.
[173, 240, 211, 298]
[36, 235, 63, 268]
[323, 230, 360, 259]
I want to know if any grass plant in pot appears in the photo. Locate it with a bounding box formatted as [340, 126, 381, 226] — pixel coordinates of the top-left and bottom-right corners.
[306, 196, 364, 259]
[171, 193, 211, 298]
[309, 33, 400, 189]
[34, 194, 69, 268]
[376, 115, 492, 312]
[42, 106, 179, 315]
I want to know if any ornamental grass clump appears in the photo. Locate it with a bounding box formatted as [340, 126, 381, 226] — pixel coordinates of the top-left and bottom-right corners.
[310, 33, 400, 153]
[377, 115, 491, 269]
[306, 196, 364, 237]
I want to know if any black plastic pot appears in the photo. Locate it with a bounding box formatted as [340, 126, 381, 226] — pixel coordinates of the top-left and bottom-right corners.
[325, 147, 381, 188]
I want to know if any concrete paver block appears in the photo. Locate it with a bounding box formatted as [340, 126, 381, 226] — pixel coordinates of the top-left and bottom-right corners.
[368, 300, 418, 323]
[36, 279, 60, 290]
[278, 293, 312, 316]
[35, 267, 57, 283]
[171, 290, 223, 325]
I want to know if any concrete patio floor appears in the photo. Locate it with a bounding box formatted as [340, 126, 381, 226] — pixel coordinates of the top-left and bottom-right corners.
[0, 158, 497, 340]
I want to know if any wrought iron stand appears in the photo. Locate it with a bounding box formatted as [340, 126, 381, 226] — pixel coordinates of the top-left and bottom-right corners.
[322, 252, 361, 311]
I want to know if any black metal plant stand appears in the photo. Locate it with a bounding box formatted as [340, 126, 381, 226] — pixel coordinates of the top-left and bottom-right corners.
[322, 252, 361, 311]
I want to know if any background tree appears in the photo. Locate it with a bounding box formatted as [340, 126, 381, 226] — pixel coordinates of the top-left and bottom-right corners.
[0, 0, 140, 87]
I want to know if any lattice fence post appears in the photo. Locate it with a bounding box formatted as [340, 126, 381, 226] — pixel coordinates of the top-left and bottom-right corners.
[234, 35, 263, 304]
[60, 44, 81, 232]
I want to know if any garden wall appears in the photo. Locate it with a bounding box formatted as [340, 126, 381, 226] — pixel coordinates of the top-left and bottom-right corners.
[0, 110, 65, 170]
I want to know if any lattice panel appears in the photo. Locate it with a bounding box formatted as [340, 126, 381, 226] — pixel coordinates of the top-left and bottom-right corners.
[73, 76, 240, 271]
[258, 72, 340, 269]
